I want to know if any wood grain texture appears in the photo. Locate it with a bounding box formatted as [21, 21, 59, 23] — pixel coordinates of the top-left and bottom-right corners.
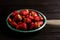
[0, 0, 60, 40]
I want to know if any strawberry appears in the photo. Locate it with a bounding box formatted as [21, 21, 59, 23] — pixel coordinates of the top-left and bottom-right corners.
[40, 17, 44, 20]
[12, 10, 18, 17]
[16, 22, 27, 30]
[8, 18, 12, 23]
[30, 22, 34, 29]
[37, 21, 43, 26]
[18, 22, 23, 24]
[24, 18, 31, 23]
[8, 18, 18, 27]
[30, 11, 38, 17]
[30, 22, 37, 29]
[35, 22, 38, 26]
[34, 21, 43, 28]
[26, 15, 29, 18]
[22, 16, 25, 19]
[20, 9, 29, 16]
[28, 15, 34, 20]
[14, 14, 22, 21]
[10, 21, 18, 27]
[35, 22, 40, 28]
[34, 16, 40, 21]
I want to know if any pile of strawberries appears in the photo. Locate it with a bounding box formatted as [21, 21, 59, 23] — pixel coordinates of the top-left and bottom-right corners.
[8, 9, 44, 30]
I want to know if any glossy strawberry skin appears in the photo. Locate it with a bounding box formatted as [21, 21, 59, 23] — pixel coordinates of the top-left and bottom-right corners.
[34, 16, 40, 21]
[40, 17, 44, 20]
[8, 18, 12, 23]
[16, 22, 27, 30]
[26, 15, 29, 18]
[14, 15, 19, 21]
[14, 14, 22, 21]
[24, 18, 31, 23]
[18, 22, 23, 25]
[20, 9, 29, 16]
[30, 11, 38, 17]
[10, 21, 18, 27]
[37, 21, 43, 26]
[30, 22, 37, 29]
[28, 15, 34, 20]
[12, 10, 18, 17]
[22, 16, 25, 19]
[8, 18, 18, 27]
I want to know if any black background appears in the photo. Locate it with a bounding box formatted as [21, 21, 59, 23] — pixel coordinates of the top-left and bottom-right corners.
[0, 0, 60, 40]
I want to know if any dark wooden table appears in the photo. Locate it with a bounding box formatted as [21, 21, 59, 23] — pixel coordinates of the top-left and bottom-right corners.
[0, 0, 60, 40]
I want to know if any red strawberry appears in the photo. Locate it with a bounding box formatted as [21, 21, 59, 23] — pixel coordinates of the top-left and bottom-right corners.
[20, 9, 29, 16]
[14, 14, 22, 21]
[30, 22, 35, 29]
[40, 17, 44, 20]
[30, 22, 37, 29]
[30, 11, 38, 17]
[11, 21, 18, 27]
[18, 22, 23, 25]
[28, 15, 34, 20]
[16, 22, 27, 30]
[24, 18, 31, 23]
[26, 15, 29, 18]
[35, 22, 38, 26]
[8, 18, 12, 23]
[34, 21, 43, 28]
[34, 16, 40, 21]
[37, 21, 43, 26]
[22, 16, 25, 18]
[12, 10, 18, 17]
[8, 18, 18, 27]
